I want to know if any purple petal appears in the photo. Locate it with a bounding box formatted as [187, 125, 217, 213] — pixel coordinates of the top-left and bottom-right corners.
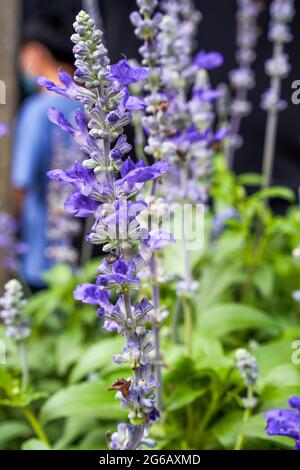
[65, 192, 99, 217]
[148, 229, 175, 250]
[48, 107, 76, 134]
[194, 51, 224, 70]
[58, 70, 74, 88]
[120, 157, 138, 178]
[289, 396, 300, 411]
[109, 59, 149, 86]
[74, 283, 110, 306]
[113, 259, 128, 276]
[36, 76, 68, 98]
[125, 95, 147, 110]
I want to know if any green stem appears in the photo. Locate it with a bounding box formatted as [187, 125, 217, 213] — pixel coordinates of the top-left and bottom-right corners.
[171, 299, 182, 344]
[22, 407, 50, 447]
[183, 298, 192, 356]
[197, 371, 235, 446]
[261, 42, 283, 189]
[186, 404, 195, 448]
[242, 230, 268, 302]
[234, 385, 253, 451]
[18, 341, 29, 391]
[197, 391, 219, 442]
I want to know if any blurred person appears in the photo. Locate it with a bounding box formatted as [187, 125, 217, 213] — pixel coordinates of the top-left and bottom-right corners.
[12, 6, 81, 290]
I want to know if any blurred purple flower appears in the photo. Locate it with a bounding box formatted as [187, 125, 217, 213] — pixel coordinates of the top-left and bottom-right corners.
[109, 59, 149, 86]
[265, 396, 300, 450]
[194, 51, 224, 70]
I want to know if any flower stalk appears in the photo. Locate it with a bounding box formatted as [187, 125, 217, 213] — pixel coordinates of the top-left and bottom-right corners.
[227, 0, 262, 169]
[38, 10, 172, 449]
[261, 0, 295, 188]
[234, 348, 259, 450]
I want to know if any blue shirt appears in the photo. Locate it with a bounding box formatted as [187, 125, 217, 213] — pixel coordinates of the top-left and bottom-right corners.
[12, 93, 79, 287]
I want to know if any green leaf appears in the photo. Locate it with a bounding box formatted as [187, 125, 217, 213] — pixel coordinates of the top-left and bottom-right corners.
[253, 186, 295, 203]
[0, 389, 48, 408]
[41, 380, 127, 424]
[191, 334, 224, 359]
[70, 336, 123, 383]
[259, 364, 300, 402]
[42, 264, 73, 286]
[165, 386, 206, 412]
[253, 265, 274, 298]
[55, 416, 98, 449]
[211, 234, 245, 264]
[237, 173, 263, 186]
[163, 207, 204, 276]
[198, 303, 277, 338]
[77, 428, 108, 450]
[212, 410, 243, 448]
[0, 421, 30, 448]
[195, 263, 243, 310]
[56, 329, 83, 376]
[22, 438, 50, 450]
[0, 367, 14, 393]
[254, 338, 298, 376]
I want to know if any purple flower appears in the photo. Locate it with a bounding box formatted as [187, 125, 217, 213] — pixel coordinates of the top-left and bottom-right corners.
[109, 135, 132, 162]
[109, 59, 149, 87]
[48, 108, 88, 146]
[193, 88, 222, 102]
[194, 51, 224, 70]
[64, 192, 99, 217]
[97, 259, 140, 289]
[74, 283, 111, 318]
[118, 158, 170, 187]
[211, 128, 229, 143]
[36, 70, 95, 106]
[123, 88, 147, 111]
[265, 396, 300, 450]
[48, 161, 113, 203]
[36, 71, 77, 98]
[109, 423, 143, 450]
[41, 10, 163, 450]
[169, 127, 204, 155]
[147, 229, 175, 250]
[74, 283, 110, 306]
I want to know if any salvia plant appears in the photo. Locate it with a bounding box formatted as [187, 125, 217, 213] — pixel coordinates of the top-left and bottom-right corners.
[261, 0, 295, 188]
[131, 0, 227, 361]
[130, 0, 173, 411]
[37, 10, 174, 450]
[234, 348, 259, 450]
[0, 280, 30, 389]
[227, 0, 262, 168]
[82, 0, 103, 30]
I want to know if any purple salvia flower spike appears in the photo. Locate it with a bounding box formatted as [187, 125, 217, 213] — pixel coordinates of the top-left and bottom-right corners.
[261, 0, 295, 188]
[39, 9, 172, 450]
